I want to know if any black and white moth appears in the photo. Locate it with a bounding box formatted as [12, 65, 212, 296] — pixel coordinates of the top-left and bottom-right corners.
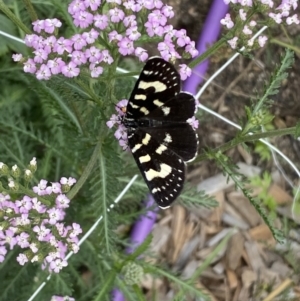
[123, 57, 198, 209]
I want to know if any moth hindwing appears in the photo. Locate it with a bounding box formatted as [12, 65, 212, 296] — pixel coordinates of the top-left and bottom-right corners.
[123, 57, 198, 209]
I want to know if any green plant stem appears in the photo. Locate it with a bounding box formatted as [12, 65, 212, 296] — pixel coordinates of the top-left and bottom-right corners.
[144, 264, 209, 300]
[22, 0, 38, 22]
[188, 36, 228, 69]
[74, 78, 102, 105]
[270, 38, 300, 54]
[0, 0, 31, 34]
[132, 284, 145, 301]
[67, 138, 102, 200]
[12, 2, 25, 39]
[99, 146, 110, 254]
[93, 268, 117, 301]
[194, 126, 295, 163]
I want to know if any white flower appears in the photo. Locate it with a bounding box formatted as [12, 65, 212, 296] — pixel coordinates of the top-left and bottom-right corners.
[30, 157, 37, 166]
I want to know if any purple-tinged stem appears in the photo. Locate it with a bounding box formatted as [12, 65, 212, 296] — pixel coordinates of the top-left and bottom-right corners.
[183, 0, 228, 95]
[126, 194, 158, 254]
[111, 289, 125, 301]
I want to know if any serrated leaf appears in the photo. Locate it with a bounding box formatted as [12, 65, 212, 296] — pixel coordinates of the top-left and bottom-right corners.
[126, 234, 153, 261]
[295, 121, 300, 138]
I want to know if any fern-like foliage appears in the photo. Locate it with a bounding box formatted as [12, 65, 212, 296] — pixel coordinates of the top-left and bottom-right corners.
[210, 151, 284, 243]
[241, 49, 294, 135]
[295, 121, 300, 139]
[180, 184, 219, 209]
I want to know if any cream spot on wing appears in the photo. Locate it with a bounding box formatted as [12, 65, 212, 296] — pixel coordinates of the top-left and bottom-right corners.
[162, 107, 170, 116]
[144, 164, 172, 181]
[154, 99, 164, 107]
[129, 102, 139, 109]
[164, 133, 172, 143]
[159, 205, 170, 210]
[139, 154, 151, 163]
[138, 81, 167, 92]
[134, 94, 146, 100]
[140, 107, 149, 115]
[131, 143, 142, 153]
[143, 70, 152, 75]
[142, 133, 151, 145]
[155, 144, 167, 155]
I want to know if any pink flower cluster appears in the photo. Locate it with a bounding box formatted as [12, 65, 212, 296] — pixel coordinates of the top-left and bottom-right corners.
[106, 99, 129, 150]
[220, 0, 299, 49]
[0, 169, 82, 273]
[14, 0, 198, 81]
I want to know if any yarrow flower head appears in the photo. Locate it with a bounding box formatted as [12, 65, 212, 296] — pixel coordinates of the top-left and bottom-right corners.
[228, 37, 238, 49]
[14, 0, 198, 80]
[121, 261, 144, 285]
[0, 159, 81, 273]
[179, 64, 192, 81]
[220, 14, 234, 29]
[12, 54, 23, 62]
[221, 0, 299, 50]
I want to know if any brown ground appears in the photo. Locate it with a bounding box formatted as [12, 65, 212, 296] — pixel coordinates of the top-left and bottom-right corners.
[141, 1, 300, 300]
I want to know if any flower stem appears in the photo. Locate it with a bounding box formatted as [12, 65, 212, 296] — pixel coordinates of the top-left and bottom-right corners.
[270, 38, 300, 54]
[188, 36, 228, 69]
[67, 138, 102, 200]
[194, 126, 296, 163]
[0, 0, 31, 34]
[22, 0, 38, 22]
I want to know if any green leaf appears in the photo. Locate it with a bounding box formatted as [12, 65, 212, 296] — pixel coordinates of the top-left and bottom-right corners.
[144, 263, 210, 301]
[295, 121, 300, 138]
[0, 15, 27, 54]
[126, 234, 153, 262]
